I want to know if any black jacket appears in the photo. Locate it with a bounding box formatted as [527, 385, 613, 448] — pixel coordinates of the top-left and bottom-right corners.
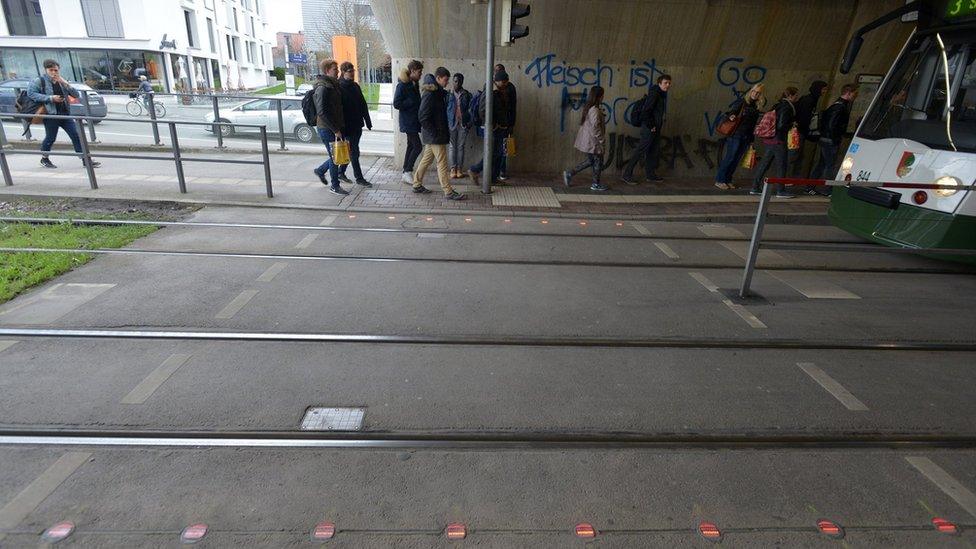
[795, 81, 827, 138]
[727, 97, 762, 139]
[501, 82, 517, 128]
[820, 97, 852, 145]
[478, 87, 512, 130]
[313, 75, 344, 133]
[640, 85, 667, 130]
[418, 74, 450, 145]
[393, 68, 421, 134]
[338, 77, 372, 133]
[772, 98, 796, 143]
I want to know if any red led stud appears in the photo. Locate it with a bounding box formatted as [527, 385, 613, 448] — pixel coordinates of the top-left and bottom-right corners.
[698, 521, 722, 542]
[41, 521, 75, 543]
[311, 521, 336, 542]
[913, 191, 928, 204]
[575, 522, 596, 538]
[932, 517, 959, 535]
[579, 221, 588, 226]
[817, 519, 844, 539]
[446, 522, 466, 540]
[180, 523, 208, 544]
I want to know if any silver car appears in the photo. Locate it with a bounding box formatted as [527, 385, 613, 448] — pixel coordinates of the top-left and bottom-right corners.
[204, 98, 315, 143]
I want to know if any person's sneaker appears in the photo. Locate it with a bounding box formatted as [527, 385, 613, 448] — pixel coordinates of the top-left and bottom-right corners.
[329, 185, 350, 196]
[805, 189, 819, 196]
[313, 169, 328, 185]
[714, 182, 730, 190]
[338, 173, 352, 183]
[413, 185, 432, 194]
[40, 158, 56, 169]
[749, 189, 763, 196]
[401, 171, 413, 184]
[775, 193, 796, 199]
[590, 182, 609, 192]
[445, 190, 467, 200]
[355, 178, 372, 188]
[83, 161, 101, 169]
[497, 174, 508, 181]
[562, 170, 572, 188]
[621, 176, 638, 186]
[468, 169, 480, 187]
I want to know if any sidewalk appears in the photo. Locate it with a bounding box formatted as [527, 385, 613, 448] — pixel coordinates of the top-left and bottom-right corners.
[0, 152, 829, 220]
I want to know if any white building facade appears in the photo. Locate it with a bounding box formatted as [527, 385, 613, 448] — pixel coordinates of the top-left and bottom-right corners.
[0, 0, 274, 92]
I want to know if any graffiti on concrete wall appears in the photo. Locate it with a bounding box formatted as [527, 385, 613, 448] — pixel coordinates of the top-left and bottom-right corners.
[703, 57, 767, 137]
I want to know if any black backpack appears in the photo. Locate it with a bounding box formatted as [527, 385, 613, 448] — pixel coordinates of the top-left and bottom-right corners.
[15, 79, 42, 115]
[301, 83, 320, 126]
[469, 89, 485, 127]
[626, 94, 647, 128]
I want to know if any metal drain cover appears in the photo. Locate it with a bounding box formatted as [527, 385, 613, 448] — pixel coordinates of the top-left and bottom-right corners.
[301, 407, 366, 431]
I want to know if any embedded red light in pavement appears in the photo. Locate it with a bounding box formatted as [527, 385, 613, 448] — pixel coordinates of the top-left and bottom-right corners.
[180, 523, 208, 544]
[464, 218, 472, 222]
[427, 217, 434, 221]
[348, 214, 356, 219]
[932, 517, 958, 534]
[817, 519, 844, 538]
[913, 191, 928, 204]
[311, 521, 336, 541]
[579, 221, 588, 226]
[540, 219, 549, 224]
[615, 222, 624, 227]
[388, 216, 396, 220]
[575, 522, 596, 538]
[41, 521, 75, 543]
[446, 522, 466, 540]
[504, 219, 512, 223]
[699, 521, 722, 541]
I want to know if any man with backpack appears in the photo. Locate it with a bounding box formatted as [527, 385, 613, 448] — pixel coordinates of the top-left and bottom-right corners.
[494, 64, 517, 181]
[394, 60, 424, 184]
[414, 68, 466, 200]
[791, 80, 828, 178]
[308, 59, 348, 195]
[621, 74, 671, 185]
[468, 71, 512, 188]
[28, 59, 100, 169]
[810, 84, 858, 196]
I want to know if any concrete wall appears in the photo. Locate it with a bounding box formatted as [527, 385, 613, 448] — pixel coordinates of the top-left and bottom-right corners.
[371, 0, 913, 178]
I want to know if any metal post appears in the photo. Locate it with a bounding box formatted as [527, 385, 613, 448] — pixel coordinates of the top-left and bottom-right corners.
[0, 115, 8, 148]
[482, 0, 495, 195]
[276, 98, 287, 151]
[77, 116, 98, 190]
[148, 95, 162, 146]
[739, 178, 774, 298]
[168, 122, 187, 194]
[211, 95, 225, 149]
[260, 126, 274, 198]
[81, 90, 98, 143]
[0, 120, 12, 186]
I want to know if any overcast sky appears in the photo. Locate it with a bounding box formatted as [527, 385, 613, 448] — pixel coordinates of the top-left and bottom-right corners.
[266, 0, 304, 34]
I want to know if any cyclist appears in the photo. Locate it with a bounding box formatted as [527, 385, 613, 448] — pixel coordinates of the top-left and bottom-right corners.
[137, 75, 154, 115]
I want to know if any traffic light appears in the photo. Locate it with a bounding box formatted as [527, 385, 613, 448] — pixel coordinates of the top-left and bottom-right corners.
[501, 0, 530, 45]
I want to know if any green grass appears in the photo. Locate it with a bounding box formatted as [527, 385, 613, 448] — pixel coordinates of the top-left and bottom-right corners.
[254, 77, 307, 95]
[0, 220, 157, 304]
[364, 83, 380, 111]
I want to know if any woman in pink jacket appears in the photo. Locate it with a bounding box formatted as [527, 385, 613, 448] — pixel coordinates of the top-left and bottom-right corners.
[562, 86, 608, 191]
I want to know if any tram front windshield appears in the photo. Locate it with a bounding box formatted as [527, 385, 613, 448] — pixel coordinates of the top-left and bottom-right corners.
[861, 30, 976, 152]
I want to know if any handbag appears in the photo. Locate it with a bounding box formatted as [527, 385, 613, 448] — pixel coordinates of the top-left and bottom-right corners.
[740, 145, 757, 170]
[333, 139, 350, 165]
[504, 136, 516, 157]
[716, 103, 745, 137]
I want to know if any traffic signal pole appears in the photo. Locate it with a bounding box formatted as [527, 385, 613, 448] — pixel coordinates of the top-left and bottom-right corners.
[482, 0, 495, 195]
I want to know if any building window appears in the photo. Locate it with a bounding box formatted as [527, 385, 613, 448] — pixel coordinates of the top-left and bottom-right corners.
[183, 10, 199, 48]
[206, 18, 216, 53]
[232, 8, 238, 30]
[80, 0, 123, 38]
[232, 37, 241, 61]
[2, 0, 45, 36]
[260, 44, 265, 66]
[204, 0, 214, 9]
[0, 48, 40, 80]
[226, 35, 235, 60]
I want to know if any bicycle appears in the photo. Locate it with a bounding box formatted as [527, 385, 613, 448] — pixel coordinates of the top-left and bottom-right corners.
[125, 95, 166, 118]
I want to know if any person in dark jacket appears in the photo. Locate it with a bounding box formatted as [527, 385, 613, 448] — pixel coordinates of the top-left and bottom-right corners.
[414, 68, 465, 200]
[750, 87, 799, 197]
[468, 71, 513, 188]
[393, 59, 423, 183]
[446, 73, 472, 179]
[494, 64, 517, 180]
[28, 59, 100, 169]
[311, 59, 348, 195]
[621, 74, 671, 184]
[791, 80, 828, 178]
[714, 83, 766, 190]
[336, 61, 373, 187]
[810, 84, 858, 195]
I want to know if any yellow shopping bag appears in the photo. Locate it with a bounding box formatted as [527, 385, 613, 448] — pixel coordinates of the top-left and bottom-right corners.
[740, 145, 757, 169]
[504, 136, 516, 157]
[333, 139, 350, 165]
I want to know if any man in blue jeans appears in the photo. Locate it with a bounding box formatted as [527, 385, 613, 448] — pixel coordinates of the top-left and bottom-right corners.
[311, 59, 348, 195]
[28, 59, 100, 169]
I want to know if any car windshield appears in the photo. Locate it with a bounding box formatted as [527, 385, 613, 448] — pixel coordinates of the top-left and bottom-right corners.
[860, 29, 976, 152]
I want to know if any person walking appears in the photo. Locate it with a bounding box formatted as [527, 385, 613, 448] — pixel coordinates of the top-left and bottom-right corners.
[714, 83, 765, 190]
[311, 59, 348, 195]
[809, 84, 858, 195]
[468, 71, 512, 188]
[562, 86, 608, 192]
[393, 59, 424, 184]
[337, 61, 373, 187]
[750, 87, 799, 198]
[137, 75, 154, 115]
[28, 59, 100, 169]
[791, 80, 828, 179]
[414, 68, 466, 200]
[621, 74, 671, 185]
[494, 64, 517, 181]
[446, 72, 472, 179]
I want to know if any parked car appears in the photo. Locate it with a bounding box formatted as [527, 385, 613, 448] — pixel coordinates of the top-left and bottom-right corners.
[0, 79, 108, 123]
[293, 83, 313, 96]
[204, 98, 315, 143]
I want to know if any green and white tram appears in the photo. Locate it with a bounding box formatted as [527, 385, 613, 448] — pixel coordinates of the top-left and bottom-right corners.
[831, 0, 976, 262]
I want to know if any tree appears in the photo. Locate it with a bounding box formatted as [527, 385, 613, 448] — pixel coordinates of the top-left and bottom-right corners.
[309, 0, 388, 76]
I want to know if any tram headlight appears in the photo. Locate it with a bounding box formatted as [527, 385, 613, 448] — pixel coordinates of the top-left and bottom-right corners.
[841, 155, 855, 175]
[935, 175, 961, 197]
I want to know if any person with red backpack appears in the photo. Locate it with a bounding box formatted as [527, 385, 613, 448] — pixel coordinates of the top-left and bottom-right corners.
[749, 87, 799, 198]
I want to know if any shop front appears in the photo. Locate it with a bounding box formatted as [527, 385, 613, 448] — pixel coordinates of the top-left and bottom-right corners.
[0, 47, 167, 92]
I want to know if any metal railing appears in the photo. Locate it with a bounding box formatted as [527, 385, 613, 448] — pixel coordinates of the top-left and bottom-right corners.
[739, 177, 976, 297]
[0, 112, 274, 198]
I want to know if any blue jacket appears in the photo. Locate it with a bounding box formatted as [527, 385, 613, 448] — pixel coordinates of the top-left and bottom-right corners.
[27, 74, 79, 115]
[393, 68, 421, 134]
[446, 87, 472, 130]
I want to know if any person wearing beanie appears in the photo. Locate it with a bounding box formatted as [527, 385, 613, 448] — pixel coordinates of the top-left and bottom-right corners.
[493, 64, 517, 180]
[468, 70, 513, 188]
